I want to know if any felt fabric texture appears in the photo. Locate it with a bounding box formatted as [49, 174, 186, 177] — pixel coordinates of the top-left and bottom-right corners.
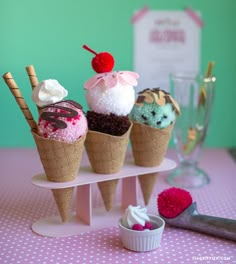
[86, 111, 131, 136]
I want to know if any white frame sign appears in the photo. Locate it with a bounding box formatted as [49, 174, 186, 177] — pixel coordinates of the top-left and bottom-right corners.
[134, 10, 201, 92]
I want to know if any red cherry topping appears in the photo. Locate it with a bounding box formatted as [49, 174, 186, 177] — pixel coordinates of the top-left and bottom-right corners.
[132, 224, 144, 231]
[144, 222, 152, 230]
[83, 44, 115, 73]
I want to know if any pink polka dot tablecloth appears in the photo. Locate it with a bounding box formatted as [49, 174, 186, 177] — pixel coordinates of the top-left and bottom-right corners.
[0, 148, 236, 264]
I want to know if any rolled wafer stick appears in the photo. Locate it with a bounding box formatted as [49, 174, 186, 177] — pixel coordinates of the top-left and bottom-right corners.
[198, 61, 215, 106]
[26, 65, 39, 90]
[185, 62, 215, 154]
[26, 65, 40, 112]
[3, 72, 37, 131]
[205, 61, 214, 78]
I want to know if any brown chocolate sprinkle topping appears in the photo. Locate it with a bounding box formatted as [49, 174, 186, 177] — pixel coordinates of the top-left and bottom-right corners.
[138, 88, 151, 94]
[40, 100, 83, 111]
[136, 95, 145, 104]
[165, 95, 172, 104]
[136, 88, 180, 115]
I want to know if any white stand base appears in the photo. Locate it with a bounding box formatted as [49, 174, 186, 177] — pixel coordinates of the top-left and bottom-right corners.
[32, 205, 124, 237]
[32, 158, 176, 237]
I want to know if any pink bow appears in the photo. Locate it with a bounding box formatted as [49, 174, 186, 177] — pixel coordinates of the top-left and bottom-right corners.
[84, 71, 139, 90]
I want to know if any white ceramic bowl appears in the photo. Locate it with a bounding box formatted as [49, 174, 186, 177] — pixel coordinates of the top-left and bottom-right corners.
[119, 214, 165, 252]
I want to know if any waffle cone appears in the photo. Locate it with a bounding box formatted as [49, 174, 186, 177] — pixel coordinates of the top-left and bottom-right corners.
[52, 187, 74, 222]
[85, 123, 132, 174]
[32, 131, 86, 182]
[130, 122, 174, 167]
[32, 131, 86, 223]
[138, 173, 158, 205]
[97, 179, 119, 211]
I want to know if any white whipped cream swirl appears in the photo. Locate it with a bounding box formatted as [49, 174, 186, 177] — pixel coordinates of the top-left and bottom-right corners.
[121, 205, 150, 229]
[32, 79, 68, 107]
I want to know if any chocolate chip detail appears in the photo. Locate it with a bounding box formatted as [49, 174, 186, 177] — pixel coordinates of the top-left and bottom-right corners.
[141, 114, 147, 120]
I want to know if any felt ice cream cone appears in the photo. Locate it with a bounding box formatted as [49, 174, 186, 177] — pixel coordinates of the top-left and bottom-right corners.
[130, 121, 174, 167]
[3, 70, 87, 223]
[138, 173, 158, 205]
[85, 124, 131, 211]
[32, 131, 86, 222]
[85, 123, 132, 174]
[97, 179, 119, 211]
[52, 187, 74, 222]
[83, 45, 139, 211]
[130, 88, 180, 205]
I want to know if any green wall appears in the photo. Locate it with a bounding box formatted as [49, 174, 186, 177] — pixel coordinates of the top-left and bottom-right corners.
[0, 0, 235, 147]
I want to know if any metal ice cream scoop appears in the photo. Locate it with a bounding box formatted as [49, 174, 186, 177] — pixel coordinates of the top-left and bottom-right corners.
[160, 202, 236, 241]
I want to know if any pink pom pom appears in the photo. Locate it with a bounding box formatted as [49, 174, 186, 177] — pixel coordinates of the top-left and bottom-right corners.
[157, 187, 193, 218]
[38, 101, 87, 143]
[132, 224, 144, 231]
[144, 221, 152, 230]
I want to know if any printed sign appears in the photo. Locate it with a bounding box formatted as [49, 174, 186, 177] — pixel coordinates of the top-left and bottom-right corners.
[134, 10, 201, 92]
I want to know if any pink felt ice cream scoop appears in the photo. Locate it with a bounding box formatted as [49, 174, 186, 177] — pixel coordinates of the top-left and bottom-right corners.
[38, 100, 87, 143]
[32, 79, 87, 143]
[157, 187, 236, 241]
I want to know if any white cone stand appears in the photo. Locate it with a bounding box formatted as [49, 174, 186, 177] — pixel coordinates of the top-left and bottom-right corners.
[32, 158, 176, 237]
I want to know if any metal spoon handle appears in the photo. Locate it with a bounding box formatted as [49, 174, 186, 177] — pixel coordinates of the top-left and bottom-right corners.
[189, 214, 236, 241]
